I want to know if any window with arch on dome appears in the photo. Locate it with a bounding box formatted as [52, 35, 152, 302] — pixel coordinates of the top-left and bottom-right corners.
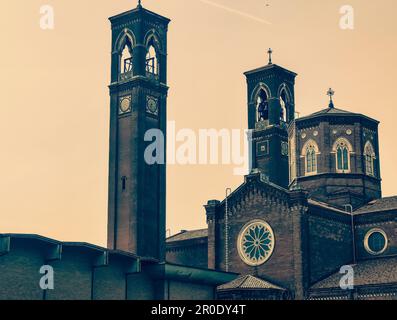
[334, 139, 351, 173]
[302, 140, 319, 176]
[364, 141, 376, 176]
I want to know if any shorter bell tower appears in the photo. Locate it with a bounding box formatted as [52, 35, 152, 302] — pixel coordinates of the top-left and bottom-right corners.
[244, 50, 297, 189]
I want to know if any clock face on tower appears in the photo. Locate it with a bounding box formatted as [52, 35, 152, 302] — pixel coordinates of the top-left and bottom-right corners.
[146, 96, 159, 116]
[119, 96, 131, 114]
[237, 220, 275, 266]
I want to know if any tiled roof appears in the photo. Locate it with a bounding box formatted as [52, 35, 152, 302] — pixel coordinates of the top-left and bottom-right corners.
[354, 197, 397, 215]
[244, 63, 297, 77]
[217, 275, 285, 291]
[308, 199, 350, 214]
[298, 106, 378, 123]
[311, 257, 397, 289]
[166, 229, 208, 242]
[310, 107, 353, 116]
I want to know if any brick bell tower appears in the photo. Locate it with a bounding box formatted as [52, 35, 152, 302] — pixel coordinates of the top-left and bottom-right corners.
[244, 49, 297, 189]
[107, 2, 170, 261]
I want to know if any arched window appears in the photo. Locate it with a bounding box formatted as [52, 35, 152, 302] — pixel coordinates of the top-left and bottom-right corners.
[306, 146, 317, 174]
[280, 90, 288, 123]
[334, 138, 351, 173]
[256, 89, 269, 123]
[302, 140, 319, 176]
[120, 37, 133, 74]
[364, 141, 375, 176]
[146, 43, 158, 75]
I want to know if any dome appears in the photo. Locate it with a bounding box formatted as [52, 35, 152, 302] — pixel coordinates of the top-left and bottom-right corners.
[289, 104, 381, 209]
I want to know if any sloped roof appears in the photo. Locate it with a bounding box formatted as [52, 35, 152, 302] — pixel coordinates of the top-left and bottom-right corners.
[0, 233, 147, 261]
[354, 196, 397, 215]
[311, 257, 397, 289]
[217, 171, 294, 209]
[109, 4, 171, 23]
[244, 63, 297, 77]
[298, 106, 378, 123]
[217, 275, 285, 291]
[308, 199, 351, 215]
[309, 107, 354, 116]
[166, 229, 208, 243]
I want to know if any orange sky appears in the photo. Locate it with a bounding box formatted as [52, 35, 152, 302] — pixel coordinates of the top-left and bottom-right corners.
[0, 0, 396, 246]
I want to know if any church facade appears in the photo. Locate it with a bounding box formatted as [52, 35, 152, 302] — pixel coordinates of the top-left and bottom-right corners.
[0, 3, 396, 300]
[165, 11, 397, 300]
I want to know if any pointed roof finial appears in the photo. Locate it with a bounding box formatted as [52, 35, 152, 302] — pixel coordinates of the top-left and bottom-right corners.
[137, 0, 142, 8]
[327, 88, 335, 108]
[267, 48, 273, 65]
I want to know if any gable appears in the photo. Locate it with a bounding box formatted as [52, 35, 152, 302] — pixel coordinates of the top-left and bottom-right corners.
[209, 173, 308, 291]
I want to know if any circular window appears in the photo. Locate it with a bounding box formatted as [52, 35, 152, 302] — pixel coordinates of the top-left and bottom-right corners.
[364, 229, 388, 255]
[237, 220, 275, 266]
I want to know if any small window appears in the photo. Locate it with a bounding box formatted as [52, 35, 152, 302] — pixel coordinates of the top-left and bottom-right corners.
[364, 229, 388, 255]
[257, 140, 269, 157]
[121, 176, 128, 191]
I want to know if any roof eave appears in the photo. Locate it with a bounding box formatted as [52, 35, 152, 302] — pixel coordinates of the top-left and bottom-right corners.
[244, 64, 297, 77]
[297, 111, 380, 124]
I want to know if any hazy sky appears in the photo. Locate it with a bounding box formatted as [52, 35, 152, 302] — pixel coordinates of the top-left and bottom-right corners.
[0, 0, 396, 247]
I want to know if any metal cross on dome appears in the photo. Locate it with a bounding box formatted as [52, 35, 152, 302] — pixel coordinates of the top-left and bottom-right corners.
[327, 88, 335, 108]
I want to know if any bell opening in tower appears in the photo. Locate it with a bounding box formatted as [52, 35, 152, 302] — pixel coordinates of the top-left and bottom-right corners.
[146, 38, 159, 79]
[256, 89, 269, 125]
[120, 37, 133, 75]
[280, 89, 288, 124]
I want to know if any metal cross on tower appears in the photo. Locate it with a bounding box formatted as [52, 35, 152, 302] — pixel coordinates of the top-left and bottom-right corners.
[267, 48, 273, 65]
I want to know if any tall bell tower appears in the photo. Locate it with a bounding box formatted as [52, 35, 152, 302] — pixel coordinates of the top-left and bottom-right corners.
[107, 2, 170, 261]
[245, 50, 297, 189]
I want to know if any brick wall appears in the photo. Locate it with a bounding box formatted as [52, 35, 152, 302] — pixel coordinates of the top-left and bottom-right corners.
[0, 239, 44, 300]
[0, 237, 154, 300]
[0, 236, 221, 300]
[168, 281, 214, 300]
[355, 219, 397, 260]
[166, 241, 208, 269]
[307, 213, 353, 283]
